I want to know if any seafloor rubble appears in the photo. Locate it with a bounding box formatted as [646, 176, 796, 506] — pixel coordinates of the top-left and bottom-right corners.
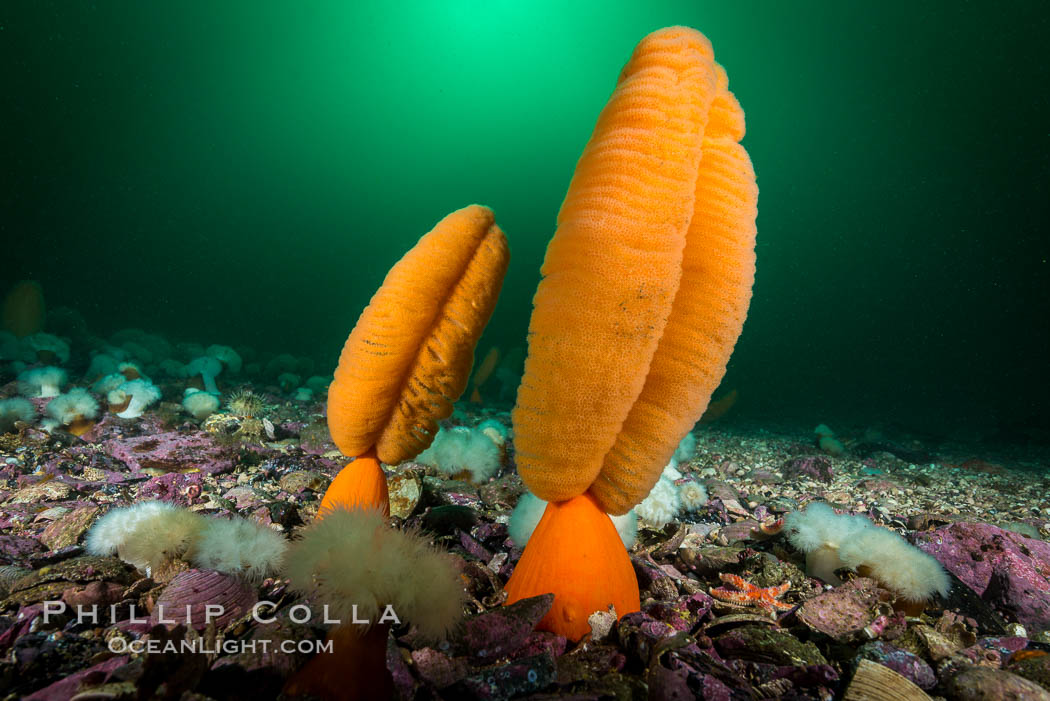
[1, 382, 1049, 699]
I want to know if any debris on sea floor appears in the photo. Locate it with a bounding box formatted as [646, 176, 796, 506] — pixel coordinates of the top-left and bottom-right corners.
[1, 344, 1049, 700]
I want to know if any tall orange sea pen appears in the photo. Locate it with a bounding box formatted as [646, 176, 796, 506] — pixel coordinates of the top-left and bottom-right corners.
[506, 26, 758, 641]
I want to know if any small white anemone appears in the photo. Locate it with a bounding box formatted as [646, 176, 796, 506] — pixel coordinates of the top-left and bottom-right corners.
[84, 353, 119, 380]
[25, 333, 70, 364]
[159, 358, 189, 378]
[679, 481, 709, 511]
[206, 344, 242, 374]
[46, 387, 99, 430]
[108, 379, 161, 419]
[636, 459, 683, 529]
[92, 372, 126, 395]
[477, 418, 509, 447]
[186, 356, 223, 394]
[86, 501, 204, 572]
[182, 389, 220, 420]
[277, 372, 300, 392]
[674, 431, 697, 462]
[191, 517, 286, 581]
[304, 375, 330, 394]
[17, 366, 68, 398]
[416, 425, 502, 483]
[0, 397, 35, 432]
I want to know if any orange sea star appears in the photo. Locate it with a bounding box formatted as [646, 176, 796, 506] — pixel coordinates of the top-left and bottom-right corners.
[709, 573, 794, 615]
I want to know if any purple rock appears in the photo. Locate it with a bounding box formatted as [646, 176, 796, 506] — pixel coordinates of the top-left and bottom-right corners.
[769, 662, 840, 687]
[700, 674, 736, 701]
[137, 472, 205, 505]
[644, 592, 713, 632]
[0, 604, 44, 651]
[714, 625, 827, 667]
[474, 521, 508, 545]
[782, 456, 834, 483]
[211, 612, 317, 678]
[61, 580, 125, 609]
[915, 522, 1050, 630]
[855, 641, 937, 689]
[103, 431, 234, 475]
[945, 665, 1050, 700]
[957, 636, 1029, 666]
[644, 601, 695, 633]
[0, 534, 45, 564]
[648, 660, 694, 699]
[442, 491, 485, 510]
[618, 611, 680, 661]
[450, 652, 555, 700]
[797, 577, 887, 642]
[280, 421, 306, 435]
[22, 654, 128, 701]
[411, 647, 471, 688]
[459, 530, 493, 562]
[386, 635, 417, 699]
[223, 485, 264, 510]
[450, 593, 554, 662]
[513, 631, 566, 660]
[633, 555, 679, 601]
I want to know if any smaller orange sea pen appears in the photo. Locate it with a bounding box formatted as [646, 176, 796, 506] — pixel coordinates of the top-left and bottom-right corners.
[700, 388, 739, 423]
[2, 281, 45, 338]
[469, 346, 500, 403]
[319, 204, 509, 516]
[293, 206, 508, 700]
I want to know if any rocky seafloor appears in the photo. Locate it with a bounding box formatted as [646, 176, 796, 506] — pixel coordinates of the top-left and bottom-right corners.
[1, 385, 1050, 700]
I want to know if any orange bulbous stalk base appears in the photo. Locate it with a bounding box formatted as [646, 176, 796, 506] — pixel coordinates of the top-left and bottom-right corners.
[503, 492, 640, 641]
[284, 623, 392, 700]
[318, 448, 390, 519]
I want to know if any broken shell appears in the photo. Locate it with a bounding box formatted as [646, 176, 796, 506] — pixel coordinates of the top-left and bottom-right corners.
[703, 612, 779, 635]
[0, 564, 32, 597]
[754, 517, 784, 537]
[843, 659, 932, 701]
[388, 470, 422, 519]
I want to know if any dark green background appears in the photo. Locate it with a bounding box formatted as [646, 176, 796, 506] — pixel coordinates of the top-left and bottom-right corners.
[4, 1, 1048, 436]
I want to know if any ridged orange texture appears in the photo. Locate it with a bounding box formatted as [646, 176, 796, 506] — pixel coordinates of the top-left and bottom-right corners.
[590, 63, 758, 514]
[513, 27, 728, 503]
[327, 205, 509, 465]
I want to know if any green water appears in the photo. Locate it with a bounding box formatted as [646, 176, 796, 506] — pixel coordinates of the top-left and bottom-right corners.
[4, 1, 1048, 436]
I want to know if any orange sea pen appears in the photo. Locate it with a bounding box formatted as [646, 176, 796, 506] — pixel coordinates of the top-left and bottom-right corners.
[469, 346, 500, 403]
[319, 205, 510, 517]
[506, 26, 757, 640]
[700, 388, 739, 424]
[2, 280, 45, 338]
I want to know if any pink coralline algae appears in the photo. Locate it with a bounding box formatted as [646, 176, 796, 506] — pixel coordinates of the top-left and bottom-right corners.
[138, 472, 206, 505]
[781, 455, 834, 483]
[915, 522, 1050, 630]
[102, 432, 235, 475]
